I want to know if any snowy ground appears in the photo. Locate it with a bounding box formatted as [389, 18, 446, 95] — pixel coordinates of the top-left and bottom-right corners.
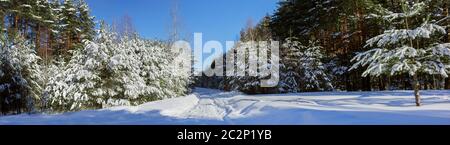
[1, 88, 450, 125]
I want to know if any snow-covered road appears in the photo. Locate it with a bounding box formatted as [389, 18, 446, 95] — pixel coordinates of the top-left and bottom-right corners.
[1, 88, 450, 125]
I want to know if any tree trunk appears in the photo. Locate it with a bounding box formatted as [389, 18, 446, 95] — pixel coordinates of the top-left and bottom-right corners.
[0, 12, 4, 33]
[445, 2, 449, 90]
[432, 75, 437, 90]
[413, 74, 421, 107]
[446, 78, 450, 89]
[378, 77, 384, 91]
[345, 73, 351, 91]
[45, 29, 49, 65]
[363, 76, 371, 91]
[24, 20, 28, 38]
[65, 32, 71, 55]
[385, 76, 391, 90]
[36, 24, 41, 51]
[14, 15, 19, 30]
[48, 29, 53, 52]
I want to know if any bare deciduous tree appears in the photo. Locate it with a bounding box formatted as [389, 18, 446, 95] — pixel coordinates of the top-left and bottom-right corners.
[112, 14, 136, 38]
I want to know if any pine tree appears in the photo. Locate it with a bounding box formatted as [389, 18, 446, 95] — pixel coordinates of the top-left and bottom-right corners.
[0, 35, 43, 114]
[33, 0, 58, 59]
[49, 0, 63, 53]
[45, 23, 113, 111]
[279, 38, 301, 92]
[45, 23, 193, 111]
[59, 0, 79, 56]
[350, 0, 450, 106]
[280, 37, 332, 92]
[300, 40, 332, 91]
[164, 39, 193, 97]
[1, 0, 195, 114]
[76, 0, 95, 41]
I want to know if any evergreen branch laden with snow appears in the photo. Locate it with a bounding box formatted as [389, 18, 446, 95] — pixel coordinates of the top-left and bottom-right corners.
[44, 25, 192, 111]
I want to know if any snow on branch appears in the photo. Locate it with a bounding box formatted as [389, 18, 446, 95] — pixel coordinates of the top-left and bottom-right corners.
[365, 23, 446, 48]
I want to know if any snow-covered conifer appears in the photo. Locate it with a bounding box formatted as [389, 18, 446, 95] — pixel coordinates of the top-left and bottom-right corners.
[350, 0, 450, 106]
[45, 23, 193, 111]
[280, 38, 332, 92]
[300, 40, 332, 91]
[45, 23, 113, 111]
[279, 38, 301, 92]
[0, 35, 43, 114]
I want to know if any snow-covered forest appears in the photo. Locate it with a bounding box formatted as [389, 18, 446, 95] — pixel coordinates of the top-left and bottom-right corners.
[0, 0, 449, 122]
[197, 0, 450, 107]
[0, 0, 191, 115]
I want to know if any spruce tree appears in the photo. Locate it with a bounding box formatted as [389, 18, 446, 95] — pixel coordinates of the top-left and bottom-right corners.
[45, 22, 113, 111]
[0, 35, 43, 114]
[279, 37, 301, 92]
[76, 0, 95, 41]
[350, 0, 450, 106]
[59, 0, 79, 56]
[280, 37, 332, 92]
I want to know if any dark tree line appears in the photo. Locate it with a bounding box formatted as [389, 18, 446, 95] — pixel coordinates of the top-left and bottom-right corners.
[0, 0, 95, 60]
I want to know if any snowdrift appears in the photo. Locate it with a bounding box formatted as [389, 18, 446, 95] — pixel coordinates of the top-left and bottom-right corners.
[1, 88, 450, 125]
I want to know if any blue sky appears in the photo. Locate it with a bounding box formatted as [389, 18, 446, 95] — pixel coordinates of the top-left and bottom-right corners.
[86, 0, 279, 43]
